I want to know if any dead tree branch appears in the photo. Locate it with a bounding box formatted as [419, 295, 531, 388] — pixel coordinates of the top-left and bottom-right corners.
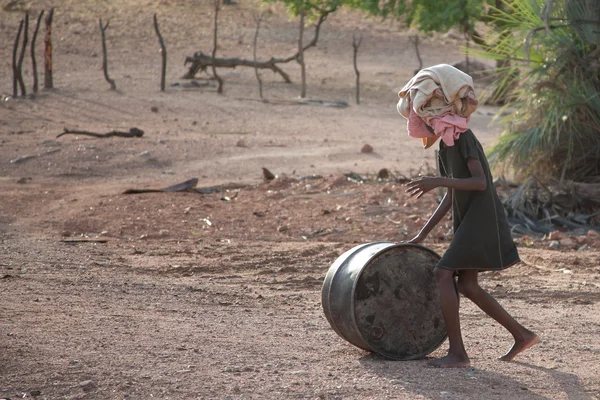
[99, 18, 116, 90]
[17, 12, 29, 96]
[352, 33, 362, 105]
[153, 13, 167, 92]
[44, 8, 54, 89]
[31, 10, 44, 93]
[184, 9, 334, 83]
[12, 19, 24, 97]
[211, 0, 224, 94]
[253, 13, 264, 99]
[56, 127, 144, 139]
[184, 52, 292, 82]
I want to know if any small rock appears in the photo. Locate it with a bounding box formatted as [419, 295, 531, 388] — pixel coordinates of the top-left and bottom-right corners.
[360, 144, 374, 153]
[262, 167, 276, 181]
[377, 168, 389, 180]
[547, 231, 562, 240]
[236, 139, 248, 148]
[30, 389, 41, 396]
[587, 229, 599, 238]
[79, 380, 96, 392]
[150, 106, 159, 113]
[549, 240, 560, 249]
[277, 225, 289, 233]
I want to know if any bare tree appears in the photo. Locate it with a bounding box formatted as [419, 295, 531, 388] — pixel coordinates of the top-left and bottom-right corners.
[12, 19, 24, 97]
[184, 8, 335, 83]
[253, 13, 264, 99]
[99, 18, 116, 90]
[31, 10, 45, 93]
[211, 0, 224, 94]
[298, 9, 306, 98]
[17, 12, 29, 96]
[44, 8, 54, 89]
[352, 33, 362, 105]
[153, 14, 167, 92]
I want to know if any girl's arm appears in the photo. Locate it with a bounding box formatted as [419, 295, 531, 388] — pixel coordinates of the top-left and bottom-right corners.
[405, 157, 486, 243]
[407, 190, 452, 243]
[406, 157, 486, 199]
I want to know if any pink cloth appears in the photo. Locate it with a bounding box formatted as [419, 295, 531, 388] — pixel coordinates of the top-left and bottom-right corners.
[407, 105, 469, 147]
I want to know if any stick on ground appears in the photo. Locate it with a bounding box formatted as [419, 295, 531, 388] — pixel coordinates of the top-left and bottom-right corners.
[56, 127, 144, 139]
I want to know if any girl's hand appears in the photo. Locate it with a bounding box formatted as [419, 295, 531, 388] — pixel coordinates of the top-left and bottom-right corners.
[406, 232, 427, 244]
[406, 176, 440, 199]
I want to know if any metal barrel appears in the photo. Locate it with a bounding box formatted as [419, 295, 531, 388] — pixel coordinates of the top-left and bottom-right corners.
[321, 242, 447, 360]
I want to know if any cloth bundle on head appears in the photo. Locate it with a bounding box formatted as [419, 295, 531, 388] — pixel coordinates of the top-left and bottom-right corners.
[397, 64, 479, 149]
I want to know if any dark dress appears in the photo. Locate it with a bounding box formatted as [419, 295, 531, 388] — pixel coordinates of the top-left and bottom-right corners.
[436, 129, 520, 272]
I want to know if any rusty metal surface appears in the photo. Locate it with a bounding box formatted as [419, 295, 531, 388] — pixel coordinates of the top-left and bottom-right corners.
[322, 242, 446, 360]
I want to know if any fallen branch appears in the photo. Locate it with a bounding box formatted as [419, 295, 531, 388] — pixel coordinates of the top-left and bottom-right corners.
[56, 127, 144, 139]
[61, 238, 108, 243]
[184, 52, 292, 83]
[183, 9, 333, 83]
[123, 178, 199, 194]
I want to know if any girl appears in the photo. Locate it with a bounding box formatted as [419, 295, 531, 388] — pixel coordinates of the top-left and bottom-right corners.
[399, 65, 539, 368]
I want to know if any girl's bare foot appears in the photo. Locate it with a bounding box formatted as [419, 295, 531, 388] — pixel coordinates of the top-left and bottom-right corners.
[428, 353, 470, 368]
[500, 331, 540, 361]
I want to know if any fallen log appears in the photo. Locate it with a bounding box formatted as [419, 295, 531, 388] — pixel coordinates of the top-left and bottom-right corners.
[56, 127, 144, 139]
[123, 178, 198, 194]
[184, 51, 292, 83]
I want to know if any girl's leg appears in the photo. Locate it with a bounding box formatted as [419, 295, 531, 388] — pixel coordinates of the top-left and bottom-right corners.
[430, 267, 470, 368]
[456, 270, 539, 361]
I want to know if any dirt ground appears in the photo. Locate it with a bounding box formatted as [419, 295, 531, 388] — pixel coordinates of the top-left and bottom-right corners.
[1, 1, 599, 399]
